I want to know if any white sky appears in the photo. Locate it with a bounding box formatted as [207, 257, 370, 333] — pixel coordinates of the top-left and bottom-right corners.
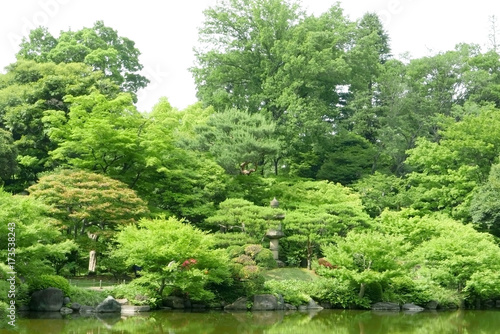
[1, 0, 499, 112]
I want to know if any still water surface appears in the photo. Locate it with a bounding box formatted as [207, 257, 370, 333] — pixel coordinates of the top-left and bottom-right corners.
[12, 309, 500, 334]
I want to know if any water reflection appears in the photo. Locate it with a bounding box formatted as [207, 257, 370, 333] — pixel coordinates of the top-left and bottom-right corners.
[14, 309, 500, 334]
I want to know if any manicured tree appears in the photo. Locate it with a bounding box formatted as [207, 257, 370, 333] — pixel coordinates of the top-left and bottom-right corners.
[28, 169, 149, 273]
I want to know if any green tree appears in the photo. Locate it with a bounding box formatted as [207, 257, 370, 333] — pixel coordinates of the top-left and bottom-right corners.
[193, 108, 279, 175]
[0, 59, 120, 191]
[272, 180, 370, 269]
[204, 198, 283, 240]
[0, 129, 18, 186]
[470, 162, 500, 237]
[0, 189, 76, 277]
[17, 21, 149, 99]
[112, 217, 231, 301]
[28, 169, 149, 273]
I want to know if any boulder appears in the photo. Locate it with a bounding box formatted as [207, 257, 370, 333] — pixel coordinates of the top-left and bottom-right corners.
[284, 303, 297, 311]
[402, 303, 424, 312]
[252, 294, 278, 311]
[425, 300, 438, 310]
[276, 294, 285, 310]
[224, 297, 248, 311]
[371, 302, 400, 311]
[307, 299, 324, 310]
[30, 288, 64, 312]
[163, 296, 186, 309]
[298, 305, 308, 311]
[121, 305, 150, 314]
[60, 307, 73, 314]
[116, 298, 128, 305]
[63, 297, 71, 305]
[96, 296, 121, 313]
[70, 303, 81, 311]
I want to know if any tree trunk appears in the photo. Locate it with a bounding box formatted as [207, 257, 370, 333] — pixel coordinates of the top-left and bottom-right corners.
[359, 283, 366, 299]
[88, 250, 97, 274]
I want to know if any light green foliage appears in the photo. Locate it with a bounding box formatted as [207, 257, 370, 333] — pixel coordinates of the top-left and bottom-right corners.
[194, 108, 279, 175]
[27, 274, 71, 295]
[46, 92, 145, 184]
[136, 99, 228, 223]
[470, 163, 500, 237]
[0, 59, 119, 190]
[112, 217, 231, 302]
[17, 21, 149, 98]
[0, 189, 76, 277]
[405, 103, 500, 220]
[353, 172, 409, 217]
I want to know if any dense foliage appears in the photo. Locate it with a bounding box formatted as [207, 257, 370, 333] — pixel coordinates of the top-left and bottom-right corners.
[3, 1, 500, 313]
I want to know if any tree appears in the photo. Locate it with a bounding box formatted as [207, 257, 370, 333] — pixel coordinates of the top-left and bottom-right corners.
[0, 189, 76, 277]
[323, 230, 408, 300]
[112, 217, 231, 301]
[272, 180, 370, 269]
[0, 129, 18, 186]
[405, 103, 500, 220]
[193, 108, 279, 175]
[0, 59, 120, 191]
[204, 198, 283, 240]
[28, 169, 149, 273]
[17, 21, 149, 100]
[470, 162, 500, 237]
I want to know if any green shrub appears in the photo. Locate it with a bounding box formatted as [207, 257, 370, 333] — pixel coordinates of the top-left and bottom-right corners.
[244, 244, 263, 257]
[308, 278, 361, 308]
[108, 280, 160, 308]
[255, 248, 277, 269]
[264, 280, 311, 306]
[68, 285, 107, 307]
[365, 281, 383, 303]
[28, 275, 71, 295]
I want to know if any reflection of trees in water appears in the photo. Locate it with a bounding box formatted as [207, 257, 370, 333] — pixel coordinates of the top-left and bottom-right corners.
[16, 309, 500, 333]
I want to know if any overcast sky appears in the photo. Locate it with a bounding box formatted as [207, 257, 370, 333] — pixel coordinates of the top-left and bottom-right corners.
[1, 0, 499, 112]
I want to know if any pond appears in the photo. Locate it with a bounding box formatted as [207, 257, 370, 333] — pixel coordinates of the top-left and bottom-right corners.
[13, 309, 500, 334]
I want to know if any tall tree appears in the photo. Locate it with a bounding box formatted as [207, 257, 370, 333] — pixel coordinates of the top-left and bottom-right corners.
[17, 21, 149, 100]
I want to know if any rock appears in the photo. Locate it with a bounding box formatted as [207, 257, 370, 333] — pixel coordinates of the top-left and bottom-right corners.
[284, 303, 297, 311]
[425, 300, 438, 310]
[79, 305, 95, 314]
[60, 307, 73, 314]
[163, 296, 186, 309]
[307, 299, 324, 310]
[402, 303, 424, 312]
[63, 297, 71, 305]
[116, 298, 128, 305]
[224, 297, 248, 311]
[276, 294, 285, 310]
[371, 302, 400, 311]
[96, 296, 121, 313]
[70, 303, 81, 311]
[320, 302, 332, 309]
[298, 305, 308, 311]
[30, 288, 64, 312]
[252, 294, 278, 311]
[496, 300, 500, 308]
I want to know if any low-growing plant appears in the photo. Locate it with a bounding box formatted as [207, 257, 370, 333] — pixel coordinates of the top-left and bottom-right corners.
[67, 285, 107, 307]
[27, 275, 71, 295]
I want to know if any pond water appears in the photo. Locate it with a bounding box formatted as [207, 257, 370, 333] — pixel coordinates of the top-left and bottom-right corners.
[11, 309, 500, 334]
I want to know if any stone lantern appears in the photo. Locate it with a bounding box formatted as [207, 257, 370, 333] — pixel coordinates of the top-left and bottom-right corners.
[266, 197, 285, 264]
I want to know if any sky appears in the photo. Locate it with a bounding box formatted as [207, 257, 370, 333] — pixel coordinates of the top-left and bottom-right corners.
[1, 0, 499, 112]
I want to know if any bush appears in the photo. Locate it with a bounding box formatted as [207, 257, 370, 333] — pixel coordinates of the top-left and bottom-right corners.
[108, 280, 160, 308]
[244, 244, 263, 257]
[68, 285, 107, 307]
[28, 275, 71, 295]
[264, 280, 311, 306]
[255, 248, 277, 270]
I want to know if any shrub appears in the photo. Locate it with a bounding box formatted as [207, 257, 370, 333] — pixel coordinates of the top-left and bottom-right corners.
[255, 248, 277, 269]
[28, 275, 71, 295]
[68, 285, 107, 307]
[244, 244, 263, 257]
[264, 280, 311, 306]
[234, 254, 256, 266]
